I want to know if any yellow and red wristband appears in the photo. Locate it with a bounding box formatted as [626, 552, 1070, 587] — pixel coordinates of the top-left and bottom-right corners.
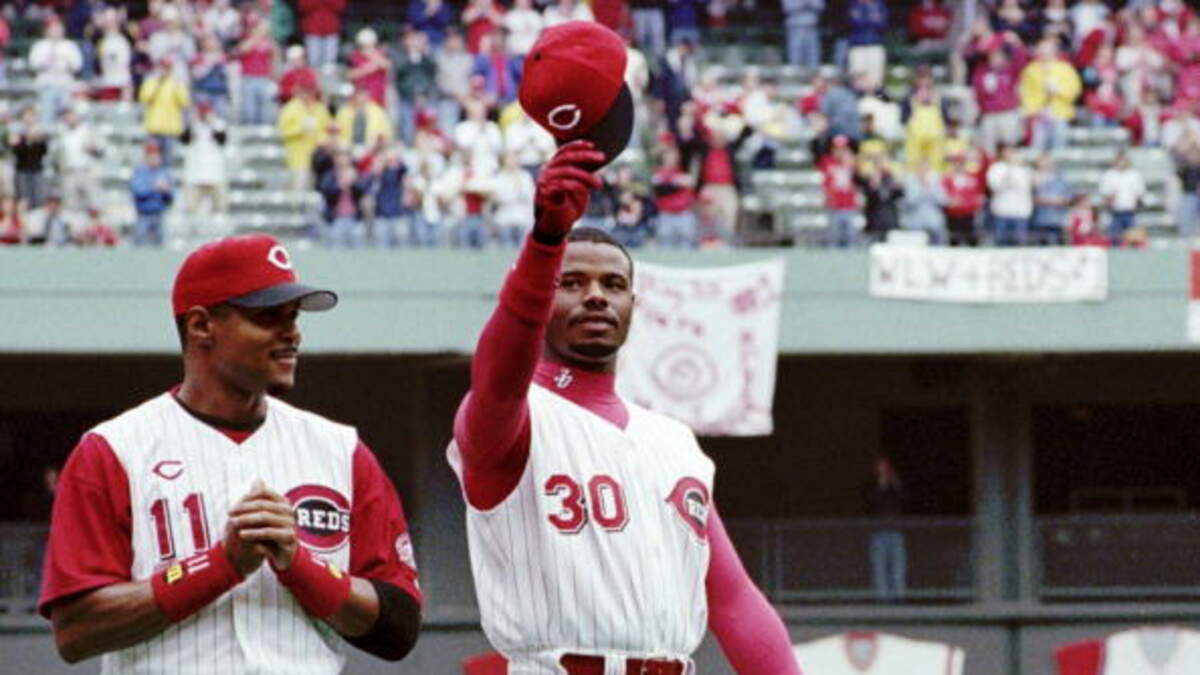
[150, 543, 243, 623]
[272, 545, 352, 619]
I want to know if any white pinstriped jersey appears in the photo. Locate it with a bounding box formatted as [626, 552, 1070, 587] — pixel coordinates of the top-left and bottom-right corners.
[92, 393, 357, 675]
[448, 384, 716, 674]
[793, 632, 965, 675]
[1101, 627, 1200, 674]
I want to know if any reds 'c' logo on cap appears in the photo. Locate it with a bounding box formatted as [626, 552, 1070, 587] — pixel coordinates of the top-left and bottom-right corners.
[267, 245, 293, 270]
[666, 477, 711, 544]
[286, 484, 351, 553]
[547, 104, 583, 131]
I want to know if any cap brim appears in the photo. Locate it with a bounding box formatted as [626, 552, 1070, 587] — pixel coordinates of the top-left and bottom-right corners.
[558, 82, 634, 169]
[228, 283, 338, 312]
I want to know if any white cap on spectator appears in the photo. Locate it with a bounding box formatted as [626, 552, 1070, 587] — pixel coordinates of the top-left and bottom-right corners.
[356, 28, 378, 47]
[286, 45, 305, 61]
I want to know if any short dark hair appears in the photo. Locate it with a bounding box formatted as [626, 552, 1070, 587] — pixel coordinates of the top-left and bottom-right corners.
[566, 227, 634, 280]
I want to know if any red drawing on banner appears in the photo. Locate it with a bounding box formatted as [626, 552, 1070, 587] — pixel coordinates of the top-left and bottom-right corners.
[650, 343, 720, 402]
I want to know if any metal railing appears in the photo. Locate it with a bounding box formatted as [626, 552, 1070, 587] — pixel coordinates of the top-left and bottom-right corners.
[0, 523, 48, 629]
[1037, 513, 1200, 600]
[725, 517, 975, 603]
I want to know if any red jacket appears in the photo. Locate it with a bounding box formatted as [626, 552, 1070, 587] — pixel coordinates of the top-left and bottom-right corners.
[279, 66, 320, 102]
[298, 0, 346, 36]
[1068, 208, 1109, 247]
[908, 5, 951, 41]
[822, 158, 859, 210]
[942, 171, 984, 217]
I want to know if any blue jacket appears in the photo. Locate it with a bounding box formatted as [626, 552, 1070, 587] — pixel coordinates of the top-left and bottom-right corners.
[192, 61, 229, 97]
[372, 166, 408, 219]
[130, 164, 174, 215]
[847, 0, 888, 46]
[820, 85, 861, 140]
[407, 1, 455, 47]
[666, 0, 705, 31]
[472, 53, 523, 105]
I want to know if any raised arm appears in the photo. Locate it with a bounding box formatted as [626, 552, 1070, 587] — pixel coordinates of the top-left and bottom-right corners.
[706, 506, 803, 675]
[453, 141, 603, 509]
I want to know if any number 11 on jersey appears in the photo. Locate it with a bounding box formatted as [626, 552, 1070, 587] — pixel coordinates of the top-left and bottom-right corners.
[149, 493, 211, 560]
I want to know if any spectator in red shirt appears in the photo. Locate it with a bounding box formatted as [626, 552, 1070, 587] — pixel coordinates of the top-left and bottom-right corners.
[1067, 194, 1109, 247]
[462, 0, 504, 54]
[908, 0, 953, 58]
[279, 44, 320, 104]
[941, 149, 985, 246]
[77, 207, 119, 247]
[348, 28, 391, 109]
[236, 11, 277, 124]
[971, 33, 1026, 154]
[651, 144, 699, 248]
[1085, 77, 1122, 128]
[0, 195, 23, 245]
[0, 14, 10, 84]
[298, 0, 345, 68]
[822, 136, 860, 247]
[691, 124, 747, 247]
[1171, 19, 1200, 109]
[956, 17, 1004, 86]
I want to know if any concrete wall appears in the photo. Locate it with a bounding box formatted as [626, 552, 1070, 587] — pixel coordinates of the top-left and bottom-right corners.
[1, 247, 1195, 355]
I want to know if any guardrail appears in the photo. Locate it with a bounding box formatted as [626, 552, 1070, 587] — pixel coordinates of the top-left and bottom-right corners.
[0, 523, 48, 629]
[725, 517, 975, 603]
[1038, 513, 1200, 600]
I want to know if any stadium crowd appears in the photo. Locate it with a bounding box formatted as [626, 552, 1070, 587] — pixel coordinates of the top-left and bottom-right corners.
[0, 0, 1195, 249]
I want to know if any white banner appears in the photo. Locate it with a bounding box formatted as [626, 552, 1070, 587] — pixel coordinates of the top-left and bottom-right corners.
[869, 245, 1108, 303]
[616, 259, 785, 437]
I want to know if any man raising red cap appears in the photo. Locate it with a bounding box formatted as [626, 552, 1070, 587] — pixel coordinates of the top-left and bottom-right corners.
[39, 235, 423, 673]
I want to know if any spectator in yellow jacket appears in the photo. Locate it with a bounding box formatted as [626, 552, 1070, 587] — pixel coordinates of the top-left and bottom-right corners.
[277, 83, 334, 189]
[1019, 38, 1082, 151]
[902, 68, 948, 172]
[335, 86, 393, 159]
[138, 57, 190, 165]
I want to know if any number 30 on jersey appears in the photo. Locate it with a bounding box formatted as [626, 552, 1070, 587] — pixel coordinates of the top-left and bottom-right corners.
[544, 474, 629, 534]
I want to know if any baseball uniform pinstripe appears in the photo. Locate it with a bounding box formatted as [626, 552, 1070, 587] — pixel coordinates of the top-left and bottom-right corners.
[449, 384, 715, 674]
[40, 392, 418, 674]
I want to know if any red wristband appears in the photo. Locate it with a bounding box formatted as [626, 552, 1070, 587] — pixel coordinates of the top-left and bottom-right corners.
[273, 546, 352, 619]
[151, 543, 243, 623]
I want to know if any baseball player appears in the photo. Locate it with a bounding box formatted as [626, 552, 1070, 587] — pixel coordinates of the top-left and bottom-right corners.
[445, 22, 800, 675]
[38, 235, 421, 673]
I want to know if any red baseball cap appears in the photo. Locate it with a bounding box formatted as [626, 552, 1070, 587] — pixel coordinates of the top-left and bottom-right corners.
[518, 21, 634, 167]
[171, 235, 337, 316]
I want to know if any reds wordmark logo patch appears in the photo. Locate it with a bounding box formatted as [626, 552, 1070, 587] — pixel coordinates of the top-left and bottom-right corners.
[666, 477, 711, 543]
[286, 485, 351, 553]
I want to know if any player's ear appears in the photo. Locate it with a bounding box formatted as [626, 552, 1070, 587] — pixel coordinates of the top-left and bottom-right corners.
[182, 306, 219, 350]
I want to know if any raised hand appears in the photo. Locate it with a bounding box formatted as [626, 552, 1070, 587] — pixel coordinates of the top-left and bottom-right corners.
[533, 140, 605, 239]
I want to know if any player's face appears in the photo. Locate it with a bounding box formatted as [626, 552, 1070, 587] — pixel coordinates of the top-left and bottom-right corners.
[210, 300, 302, 395]
[545, 242, 634, 372]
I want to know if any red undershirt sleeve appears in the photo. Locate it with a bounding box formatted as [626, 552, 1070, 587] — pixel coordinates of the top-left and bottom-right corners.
[705, 506, 803, 675]
[349, 441, 422, 604]
[454, 235, 565, 510]
[38, 433, 134, 618]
